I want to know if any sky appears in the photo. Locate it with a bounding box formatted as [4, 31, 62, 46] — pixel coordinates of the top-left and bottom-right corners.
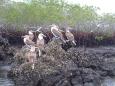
[66, 0, 115, 15]
[11, 0, 115, 15]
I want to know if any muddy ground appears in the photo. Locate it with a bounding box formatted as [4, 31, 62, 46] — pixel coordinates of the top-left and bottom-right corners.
[1, 35, 115, 86]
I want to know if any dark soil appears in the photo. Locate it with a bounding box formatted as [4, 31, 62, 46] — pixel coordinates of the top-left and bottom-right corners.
[7, 39, 115, 86]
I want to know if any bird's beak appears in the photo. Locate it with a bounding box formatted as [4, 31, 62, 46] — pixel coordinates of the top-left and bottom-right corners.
[36, 27, 42, 32]
[36, 30, 42, 33]
[43, 34, 46, 37]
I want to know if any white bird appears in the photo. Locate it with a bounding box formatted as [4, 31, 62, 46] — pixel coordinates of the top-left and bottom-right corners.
[65, 27, 76, 45]
[36, 33, 46, 56]
[22, 35, 35, 47]
[28, 30, 34, 41]
[50, 24, 66, 43]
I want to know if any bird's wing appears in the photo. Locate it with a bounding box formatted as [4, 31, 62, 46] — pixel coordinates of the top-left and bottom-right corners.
[26, 39, 35, 45]
[65, 32, 75, 41]
[52, 29, 63, 37]
[59, 29, 64, 32]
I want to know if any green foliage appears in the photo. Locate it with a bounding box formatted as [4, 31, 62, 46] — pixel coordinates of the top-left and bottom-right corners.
[0, 0, 99, 25]
[101, 13, 115, 22]
[66, 5, 98, 25]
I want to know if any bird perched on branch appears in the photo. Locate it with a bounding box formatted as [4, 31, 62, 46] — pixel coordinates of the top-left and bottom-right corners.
[65, 27, 76, 45]
[22, 35, 35, 48]
[36, 33, 46, 56]
[50, 24, 66, 43]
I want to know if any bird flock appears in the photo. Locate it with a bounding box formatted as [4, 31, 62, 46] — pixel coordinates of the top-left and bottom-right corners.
[22, 24, 76, 69]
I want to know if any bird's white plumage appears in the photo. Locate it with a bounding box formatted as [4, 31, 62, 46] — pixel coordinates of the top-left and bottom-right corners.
[36, 33, 46, 56]
[30, 46, 36, 52]
[23, 35, 35, 47]
[36, 33, 45, 47]
[65, 27, 76, 45]
[38, 33, 45, 40]
[28, 30, 34, 40]
[36, 27, 42, 32]
[28, 30, 33, 34]
[50, 24, 66, 42]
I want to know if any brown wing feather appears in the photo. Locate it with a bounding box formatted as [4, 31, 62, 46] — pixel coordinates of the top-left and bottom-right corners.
[52, 29, 63, 37]
[29, 34, 34, 40]
[65, 32, 75, 41]
[26, 39, 35, 45]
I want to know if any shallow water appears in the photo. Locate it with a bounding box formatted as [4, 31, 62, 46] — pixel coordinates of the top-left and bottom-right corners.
[0, 65, 14, 86]
[101, 77, 115, 86]
[0, 78, 14, 86]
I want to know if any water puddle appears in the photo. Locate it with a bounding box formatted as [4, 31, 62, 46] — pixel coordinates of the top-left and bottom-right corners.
[0, 78, 14, 86]
[101, 77, 115, 86]
[0, 65, 14, 86]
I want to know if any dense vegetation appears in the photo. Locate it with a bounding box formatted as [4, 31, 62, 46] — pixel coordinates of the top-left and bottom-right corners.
[0, 0, 113, 25]
[0, 0, 115, 26]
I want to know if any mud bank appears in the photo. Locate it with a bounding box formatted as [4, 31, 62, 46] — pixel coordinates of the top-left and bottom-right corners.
[1, 35, 115, 86]
[7, 39, 115, 86]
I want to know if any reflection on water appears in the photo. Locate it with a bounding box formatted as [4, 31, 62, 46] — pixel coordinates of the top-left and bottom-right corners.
[101, 77, 115, 86]
[0, 65, 14, 86]
[0, 78, 14, 86]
